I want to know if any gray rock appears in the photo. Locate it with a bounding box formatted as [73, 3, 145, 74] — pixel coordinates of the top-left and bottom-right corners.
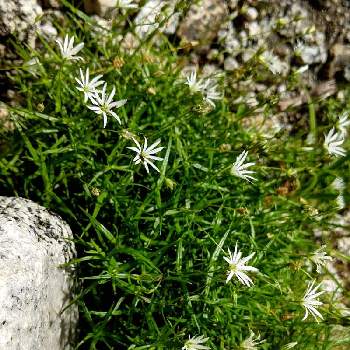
[0, 44, 5, 57]
[134, 0, 179, 38]
[299, 45, 327, 65]
[40, 0, 61, 8]
[38, 21, 58, 39]
[345, 65, 350, 82]
[244, 7, 258, 21]
[328, 43, 350, 79]
[0, 197, 77, 350]
[84, 0, 123, 16]
[224, 57, 239, 71]
[218, 22, 240, 56]
[247, 21, 260, 37]
[0, 0, 42, 43]
[228, 0, 238, 9]
[177, 0, 229, 47]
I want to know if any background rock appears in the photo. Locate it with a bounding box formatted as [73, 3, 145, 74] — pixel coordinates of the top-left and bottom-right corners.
[0, 197, 77, 350]
[0, 0, 42, 46]
[39, 0, 61, 8]
[134, 0, 179, 37]
[84, 0, 116, 17]
[177, 0, 229, 47]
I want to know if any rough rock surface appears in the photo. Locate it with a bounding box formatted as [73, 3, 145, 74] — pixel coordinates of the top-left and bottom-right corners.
[177, 0, 229, 47]
[84, 0, 121, 17]
[0, 197, 77, 350]
[0, 0, 42, 45]
[133, 0, 179, 37]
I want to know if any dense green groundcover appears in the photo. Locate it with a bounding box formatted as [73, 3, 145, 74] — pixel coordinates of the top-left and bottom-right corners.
[0, 3, 350, 349]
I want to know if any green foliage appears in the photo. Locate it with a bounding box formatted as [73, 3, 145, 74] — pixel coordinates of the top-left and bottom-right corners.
[0, 4, 349, 350]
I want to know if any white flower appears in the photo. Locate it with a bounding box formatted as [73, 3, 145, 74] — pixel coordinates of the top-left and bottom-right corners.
[332, 177, 345, 191]
[294, 40, 303, 55]
[185, 71, 207, 94]
[230, 150, 256, 183]
[182, 335, 210, 350]
[224, 243, 258, 286]
[56, 34, 84, 61]
[332, 177, 346, 209]
[127, 137, 164, 173]
[116, 0, 138, 8]
[184, 70, 222, 108]
[295, 65, 309, 75]
[259, 51, 284, 75]
[336, 194, 346, 209]
[75, 68, 104, 103]
[310, 245, 332, 273]
[88, 83, 127, 128]
[240, 331, 265, 350]
[204, 81, 222, 108]
[324, 127, 346, 157]
[302, 280, 325, 321]
[282, 342, 298, 349]
[337, 112, 350, 136]
[23, 57, 43, 77]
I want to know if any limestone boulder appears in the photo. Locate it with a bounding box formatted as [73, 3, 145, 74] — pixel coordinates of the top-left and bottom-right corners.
[0, 197, 77, 350]
[0, 0, 42, 45]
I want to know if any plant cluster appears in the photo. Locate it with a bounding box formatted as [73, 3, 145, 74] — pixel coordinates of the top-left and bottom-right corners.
[0, 3, 349, 350]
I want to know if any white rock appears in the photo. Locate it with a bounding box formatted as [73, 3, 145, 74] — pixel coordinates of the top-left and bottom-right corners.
[135, 0, 179, 38]
[247, 21, 260, 36]
[38, 22, 58, 39]
[163, 8, 180, 35]
[224, 57, 239, 71]
[84, 0, 120, 16]
[228, 0, 238, 8]
[244, 7, 258, 21]
[299, 45, 327, 65]
[41, 0, 61, 8]
[218, 22, 241, 56]
[345, 65, 350, 82]
[0, 197, 77, 350]
[0, 0, 42, 41]
[337, 237, 350, 255]
[84, 0, 139, 17]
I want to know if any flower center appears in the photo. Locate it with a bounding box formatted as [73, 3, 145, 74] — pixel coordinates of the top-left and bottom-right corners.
[101, 103, 109, 113]
[229, 263, 237, 272]
[140, 151, 148, 160]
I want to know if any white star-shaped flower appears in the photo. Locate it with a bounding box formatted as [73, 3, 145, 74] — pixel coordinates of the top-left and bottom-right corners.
[127, 137, 164, 173]
[332, 177, 345, 191]
[259, 51, 285, 75]
[185, 71, 207, 94]
[337, 112, 350, 136]
[182, 335, 210, 350]
[240, 331, 265, 350]
[230, 150, 256, 182]
[294, 40, 303, 56]
[116, 0, 138, 8]
[324, 127, 346, 157]
[184, 71, 222, 108]
[224, 243, 258, 286]
[204, 81, 222, 108]
[336, 194, 346, 209]
[332, 177, 346, 209]
[75, 68, 104, 103]
[88, 83, 127, 128]
[301, 280, 325, 321]
[282, 342, 298, 350]
[56, 34, 84, 61]
[310, 246, 332, 273]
